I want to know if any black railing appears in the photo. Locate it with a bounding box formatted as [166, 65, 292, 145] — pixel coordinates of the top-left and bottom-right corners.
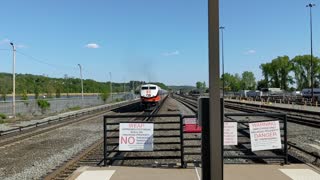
[100, 112, 288, 168]
[224, 112, 288, 164]
[100, 114, 185, 167]
[183, 113, 288, 165]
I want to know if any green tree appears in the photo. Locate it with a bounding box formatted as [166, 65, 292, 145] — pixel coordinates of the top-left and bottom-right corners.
[221, 73, 241, 91]
[21, 90, 28, 101]
[271, 56, 292, 90]
[196, 81, 203, 89]
[0, 75, 11, 101]
[257, 80, 268, 90]
[240, 71, 256, 90]
[260, 56, 293, 90]
[37, 99, 50, 114]
[100, 90, 110, 103]
[0, 73, 168, 97]
[260, 63, 272, 88]
[202, 81, 206, 90]
[291, 55, 320, 90]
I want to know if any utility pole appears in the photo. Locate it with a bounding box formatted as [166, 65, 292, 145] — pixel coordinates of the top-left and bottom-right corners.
[78, 64, 84, 100]
[10, 42, 16, 118]
[307, 3, 316, 102]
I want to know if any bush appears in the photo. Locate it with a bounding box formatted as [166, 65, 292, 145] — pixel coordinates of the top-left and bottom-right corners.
[21, 91, 28, 101]
[114, 98, 123, 102]
[0, 113, 6, 119]
[37, 99, 50, 114]
[68, 106, 81, 111]
[100, 91, 110, 103]
[21, 91, 29, 106]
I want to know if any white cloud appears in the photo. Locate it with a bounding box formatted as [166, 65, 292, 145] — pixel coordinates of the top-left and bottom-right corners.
[244, 49, 256, 55]
[16, 44, 27, 48]
[0, 38, 10, 45]
[85, 43, 100, 49]
[162, 50, 180, 56]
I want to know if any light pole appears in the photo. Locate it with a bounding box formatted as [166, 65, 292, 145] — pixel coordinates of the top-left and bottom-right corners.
[307, 3, 315, 101]
[220, 26, 225, 98]
[109, 72, 112, 102]
[10, 42, 16, 117]
[78, 64, 84, 100]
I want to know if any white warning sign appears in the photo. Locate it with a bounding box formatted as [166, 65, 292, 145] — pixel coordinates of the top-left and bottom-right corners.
[224, 122, 238, 145]
[119, 123, 154, 151]
[184, 118, 197, 124]
[249, 121, 282, 151]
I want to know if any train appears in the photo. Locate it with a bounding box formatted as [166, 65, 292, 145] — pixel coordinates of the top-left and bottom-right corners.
[302, 88, 320, 101]
[140, 84, 167, 110]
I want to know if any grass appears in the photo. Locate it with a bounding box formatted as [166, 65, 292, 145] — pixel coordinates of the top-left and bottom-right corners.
[113, 98, 124, 103]
[68, 106, 81, 111]
[0, 113, 6, 120]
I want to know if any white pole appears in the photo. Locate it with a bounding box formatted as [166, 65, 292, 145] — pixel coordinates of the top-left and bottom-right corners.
[10, 42, 16, 118]
[78, 64, 84, 100]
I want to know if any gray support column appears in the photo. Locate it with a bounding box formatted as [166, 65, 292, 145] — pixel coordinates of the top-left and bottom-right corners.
[208, 0, 223, 180]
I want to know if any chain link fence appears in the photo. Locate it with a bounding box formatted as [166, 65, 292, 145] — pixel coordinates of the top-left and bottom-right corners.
[0, 93, 139, 116]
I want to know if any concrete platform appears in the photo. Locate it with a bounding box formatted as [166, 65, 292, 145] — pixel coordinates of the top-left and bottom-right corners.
[224, 164, 320, 180]
[68, 164, 320, 180]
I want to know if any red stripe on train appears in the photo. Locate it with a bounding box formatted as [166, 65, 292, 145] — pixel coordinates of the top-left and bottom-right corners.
[141, 95, 161, 102]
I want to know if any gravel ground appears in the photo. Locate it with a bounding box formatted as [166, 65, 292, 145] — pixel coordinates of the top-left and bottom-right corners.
[120, 97, 185, 166]
[108, 97, 320, 168]
[0, 111, 111, 180]
[287, 122, 320, 166]
[114, 97, 257, 167]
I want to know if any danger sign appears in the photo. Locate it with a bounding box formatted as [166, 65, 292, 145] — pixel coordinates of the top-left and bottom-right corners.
[224, 122, 238, 145]
[249, 121, 282, 151]
[119, 123, 154, 151]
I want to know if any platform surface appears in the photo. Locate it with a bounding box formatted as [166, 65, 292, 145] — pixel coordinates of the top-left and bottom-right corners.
[69, 164, 320, 180]
[226, 98, 320, 113]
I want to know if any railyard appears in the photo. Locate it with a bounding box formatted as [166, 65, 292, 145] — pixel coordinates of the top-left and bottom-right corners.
[0, 93, 319, 179]
[2, 1, 320, 179]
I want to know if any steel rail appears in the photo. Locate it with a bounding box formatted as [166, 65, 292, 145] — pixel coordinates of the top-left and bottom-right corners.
[44, 95, 168, 179]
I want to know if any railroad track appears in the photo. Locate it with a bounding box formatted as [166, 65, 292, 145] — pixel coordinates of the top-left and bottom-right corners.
[173, 95, 197, 113]
[44, 96, 168, 180]
[176, 94, 320, 128]
[173, 94, 289, 164]
[175, 94, 320, 166]
[224, 101, 320, 128]
[227, 96, 318, 107]
[0, 101, 139, 148]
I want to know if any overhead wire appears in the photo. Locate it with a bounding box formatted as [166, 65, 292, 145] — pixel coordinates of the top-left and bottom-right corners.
[2, 49, 108, 82]
[15, 50, 101, 80]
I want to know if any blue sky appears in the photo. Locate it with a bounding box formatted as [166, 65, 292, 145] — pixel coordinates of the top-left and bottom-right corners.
[0, 0, 319, 86]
